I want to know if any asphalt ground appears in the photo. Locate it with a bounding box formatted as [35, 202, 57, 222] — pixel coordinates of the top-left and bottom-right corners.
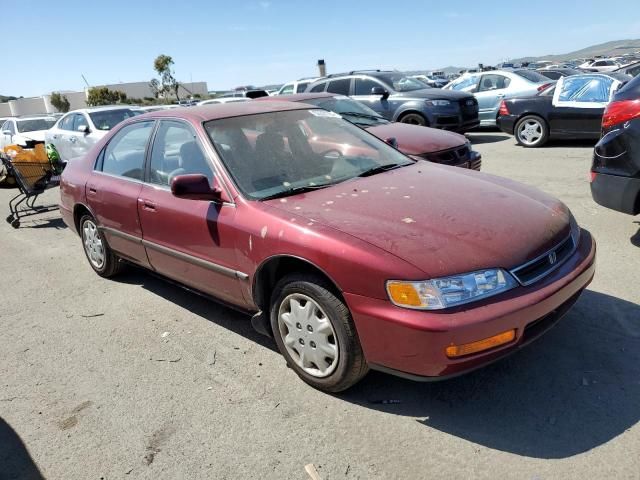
[1, 131, 638, 479]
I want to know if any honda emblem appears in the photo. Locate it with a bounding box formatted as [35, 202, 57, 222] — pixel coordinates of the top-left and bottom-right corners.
[548, 251, 557, 265]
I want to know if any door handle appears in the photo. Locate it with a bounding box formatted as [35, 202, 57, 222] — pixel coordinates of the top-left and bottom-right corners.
[52, 135, 58, 140]
[140, 199, 156, 211]
[69, 137, 77, 143]
[88, 186, 97, 195]
[496, 94, 505, 98]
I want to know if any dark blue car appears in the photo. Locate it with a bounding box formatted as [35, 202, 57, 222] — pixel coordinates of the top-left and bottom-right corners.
[305, 70, 479, 132]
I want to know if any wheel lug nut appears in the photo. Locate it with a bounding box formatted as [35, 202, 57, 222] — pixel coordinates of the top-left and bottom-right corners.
[310, 341, 316, 348]
[307, 325, 313, 332]
[296, 322, 302, 330]
[299, 338, 305, 345]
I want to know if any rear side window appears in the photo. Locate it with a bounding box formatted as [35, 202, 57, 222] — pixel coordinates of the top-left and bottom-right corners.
[296, 82, 309, 93]
[100, 121, 154, 180]
[354, 78, 380, 95]
[478, 74, 511, 91]
[309, 82, 326, 93]
[541, 71, 561, 80]
[327, 79, 350, 95]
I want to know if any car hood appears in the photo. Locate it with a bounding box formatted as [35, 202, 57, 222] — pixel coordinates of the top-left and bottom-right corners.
[266, 163, 571, 278]
[391, 88, 472, 101]
[365, 123, 466, 155]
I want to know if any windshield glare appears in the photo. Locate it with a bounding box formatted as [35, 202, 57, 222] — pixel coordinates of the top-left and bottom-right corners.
[378, 74, 428, 92]
[205, 109, 412, 200]
[89, 109, 136, 131]
[17, 118, 56, 133]
[305, 97, 387, 126]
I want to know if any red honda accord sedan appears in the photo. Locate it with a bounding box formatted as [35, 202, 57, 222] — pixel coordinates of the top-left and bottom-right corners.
[59, 101, 596, 392]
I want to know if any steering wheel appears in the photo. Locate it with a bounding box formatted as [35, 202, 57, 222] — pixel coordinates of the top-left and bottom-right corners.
[319, 148, 343, 160]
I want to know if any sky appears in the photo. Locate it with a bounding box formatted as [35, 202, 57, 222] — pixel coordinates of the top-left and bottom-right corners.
[4, 0, 640, 97]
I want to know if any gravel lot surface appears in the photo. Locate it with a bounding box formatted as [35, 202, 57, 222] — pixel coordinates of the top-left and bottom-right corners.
[1, 131, 639, 480]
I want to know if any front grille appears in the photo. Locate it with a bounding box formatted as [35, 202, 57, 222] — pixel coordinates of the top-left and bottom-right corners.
[420, 145, 470, 166]
[459, 97, 478, 120]
[510, 235, 576, 286]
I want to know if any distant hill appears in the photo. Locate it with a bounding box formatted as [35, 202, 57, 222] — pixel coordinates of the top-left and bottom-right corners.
[511, 39, 640, 64]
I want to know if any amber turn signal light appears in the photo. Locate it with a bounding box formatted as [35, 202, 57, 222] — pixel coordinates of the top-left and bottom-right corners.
[445, 329, 516, 358]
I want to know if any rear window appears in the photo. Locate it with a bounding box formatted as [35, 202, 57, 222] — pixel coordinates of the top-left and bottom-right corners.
[16, 118, 56, 133]
[514, 70, 549, 83]
[89, 109, 136, 131]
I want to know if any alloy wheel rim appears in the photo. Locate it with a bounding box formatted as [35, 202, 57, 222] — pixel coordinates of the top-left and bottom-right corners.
[402, 115, 424, 126]
[277, 293, 339, 378]
[82, 220, 105, 269]
[518, 119, 543, 145]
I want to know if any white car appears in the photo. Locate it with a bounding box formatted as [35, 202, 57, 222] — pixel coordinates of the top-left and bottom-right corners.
[0, 115, 57, 150]
[45, 106, 137, 161]
[580, 59, 620, 72]
[196, 97, 250, 106]
[276, 77, 319, 95]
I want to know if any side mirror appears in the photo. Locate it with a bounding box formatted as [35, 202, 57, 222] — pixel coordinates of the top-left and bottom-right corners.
[77, 125, 90, 134]
[171, 174, 223, 201]
[385, 137, 398, 148]
[371, 86, 389, 99]
[2, 130, 12, 136]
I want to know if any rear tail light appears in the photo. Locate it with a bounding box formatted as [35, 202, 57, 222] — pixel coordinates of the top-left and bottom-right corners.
[537, 83, 553, 92]
[602, 99, 640, 129]
[498, 100, 510, 116]
[590, 171, 597, 183]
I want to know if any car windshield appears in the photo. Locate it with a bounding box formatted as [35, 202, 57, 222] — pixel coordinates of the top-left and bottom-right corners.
[304, 96, 388, 126]
[89, 109, 136, 131]
[204, 109, 413, 200]
[377, 74, 428, 92]
[514, 70, 549, 83]
[16, 118, 56, 133]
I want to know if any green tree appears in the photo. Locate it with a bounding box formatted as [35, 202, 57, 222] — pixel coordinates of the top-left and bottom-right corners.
[50, 92, 70, 113]
[86, 87, 127, 106]
[153, 54, 180, 101]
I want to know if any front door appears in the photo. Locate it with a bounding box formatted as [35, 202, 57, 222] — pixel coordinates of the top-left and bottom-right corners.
[351, 77, 394, 119]
[138, 119, 244, 305]
[86, 120, 155, 267]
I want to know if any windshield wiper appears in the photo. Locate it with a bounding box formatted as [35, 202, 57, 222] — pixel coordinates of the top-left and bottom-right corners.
[357, 162, 411, 178]
[260, 183, 335, 201]
[339, 111, 383, 121]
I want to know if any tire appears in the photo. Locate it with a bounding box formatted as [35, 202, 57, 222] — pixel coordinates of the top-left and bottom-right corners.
[515, 115, 549, 147]
[399, 112, 428, 126]
[79, 214, 122, 278]
[270, 274, 368, 392]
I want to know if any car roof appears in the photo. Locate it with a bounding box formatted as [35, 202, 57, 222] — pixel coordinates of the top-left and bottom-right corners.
[134, 101, 316, 122]
[257, 93, 335, 103]
[66, 105, 135, 114]
[16, 114, 57, 119]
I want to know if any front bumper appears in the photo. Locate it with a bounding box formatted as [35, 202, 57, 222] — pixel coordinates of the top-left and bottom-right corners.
[344, 229, 596, 380]
[434, 116, 480, 132]
[497, 114, 517, 135]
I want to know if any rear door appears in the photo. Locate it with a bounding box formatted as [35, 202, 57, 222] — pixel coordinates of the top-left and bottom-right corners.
[50, 113, 75, 160]
[551, 75, 617, 136]
[138, 119, 244, 304]
[0, 120, 15, 149]
[71, 113, 92, 158]
[86, 120, 155, 266]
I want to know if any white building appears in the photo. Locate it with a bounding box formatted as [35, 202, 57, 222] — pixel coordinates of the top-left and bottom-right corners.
[0, 80, 208, 116]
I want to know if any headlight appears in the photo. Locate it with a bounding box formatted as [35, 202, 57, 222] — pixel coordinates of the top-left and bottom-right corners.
[425, 99, 451, 106]
[387, 269, 517, 310]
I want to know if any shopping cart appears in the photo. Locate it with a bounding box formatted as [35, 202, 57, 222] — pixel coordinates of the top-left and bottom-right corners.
[1, 154, 61, 228]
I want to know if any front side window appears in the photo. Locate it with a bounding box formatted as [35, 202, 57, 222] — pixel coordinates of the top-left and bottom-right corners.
[204, 109, 413, 200]
[296, 82, 309, 93]
[72, 114, 89, 132]
[354, 78, 382, 95]
[149, 120, 213, 186]
[100, 121, 154, 180]
[89, 109, 136, 131]
[326, 79, 351, 95]
[555, 75, 615, 105]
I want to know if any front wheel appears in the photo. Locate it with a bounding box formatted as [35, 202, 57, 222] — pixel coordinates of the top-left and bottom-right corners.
[79, 214, 122, 278]
[399, 112, 428, 126]
[270, 274, 368, 392]
[515, 115, 549, 147]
